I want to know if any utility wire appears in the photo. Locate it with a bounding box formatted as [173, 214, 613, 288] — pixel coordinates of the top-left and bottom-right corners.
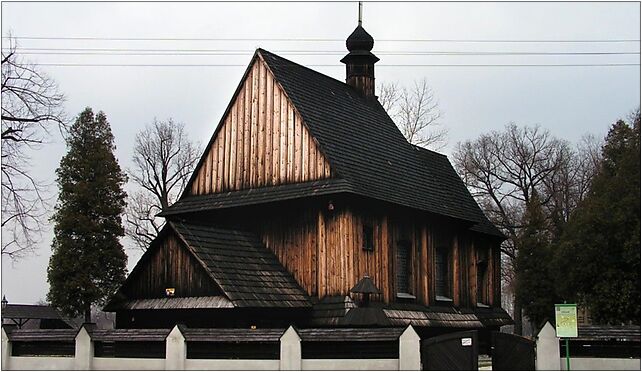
[30, 62, 641, 67]
[3, 36, 640, 43]
[5, 48, 640, 57]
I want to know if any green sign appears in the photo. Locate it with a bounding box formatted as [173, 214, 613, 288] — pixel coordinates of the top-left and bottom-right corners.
[555, 304, 578, 338]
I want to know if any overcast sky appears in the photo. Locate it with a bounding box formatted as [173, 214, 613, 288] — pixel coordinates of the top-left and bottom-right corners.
[1, 1, 640, 304]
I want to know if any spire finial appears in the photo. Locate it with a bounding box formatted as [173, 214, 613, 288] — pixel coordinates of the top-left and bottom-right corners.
[358, 2, 363, 26]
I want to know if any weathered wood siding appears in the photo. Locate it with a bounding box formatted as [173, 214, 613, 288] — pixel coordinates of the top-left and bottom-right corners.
[257, 204, 500, 308]
[190, 57, 332, 195]
[123, 233, 220, 298]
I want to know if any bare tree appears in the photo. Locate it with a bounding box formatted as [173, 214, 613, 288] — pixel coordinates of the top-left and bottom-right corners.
[542, 134, 603, 236]
[378, 79, 447, 150]
[126, 118, 200, 251]
[377, 81, 400, 113]
[1, 34, 66, 259]
[453, 123, 572, 334]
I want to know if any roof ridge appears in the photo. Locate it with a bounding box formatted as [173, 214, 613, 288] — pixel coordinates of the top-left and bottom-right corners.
[258, 48, 349, 88]
[411, 144, 449, 158]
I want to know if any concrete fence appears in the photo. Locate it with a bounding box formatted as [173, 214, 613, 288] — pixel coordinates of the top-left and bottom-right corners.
[535, 321, 640, 371]
[1, 325, 421, 371]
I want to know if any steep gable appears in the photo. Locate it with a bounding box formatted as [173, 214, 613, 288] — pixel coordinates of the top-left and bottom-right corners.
[188, 54, 332, 196]
[119, 229, 222, 300]
[169, 49, 502, 238]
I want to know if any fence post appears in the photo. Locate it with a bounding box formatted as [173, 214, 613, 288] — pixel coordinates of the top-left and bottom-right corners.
[399, 325, 421, 370]
[535, 321, 561, 370]
[74, 325, 94, 370]
[2, 327, 11, 370]
[280, 326, 301, 370]
[166, 325, 186, 370]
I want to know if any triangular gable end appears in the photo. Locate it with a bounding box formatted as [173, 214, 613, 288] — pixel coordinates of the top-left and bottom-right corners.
[186, 52, 333, 196]
[117, 225, 227, 302]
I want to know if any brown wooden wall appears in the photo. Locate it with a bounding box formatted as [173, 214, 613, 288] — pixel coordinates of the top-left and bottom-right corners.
[189, 57, 332, 195]
[123, 233, 220, 298]
[257, 203, 500, 308]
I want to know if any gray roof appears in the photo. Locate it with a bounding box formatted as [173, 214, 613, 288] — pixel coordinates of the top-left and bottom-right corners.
[112, 296, 233, 310]
[5, 328, 78, 342]
[310, 298, 512, 328]
[2, 304, 64, 320]
[297, 327, 405, 342]
[577, 325, 640, 341]
[161, 179, 351, 216]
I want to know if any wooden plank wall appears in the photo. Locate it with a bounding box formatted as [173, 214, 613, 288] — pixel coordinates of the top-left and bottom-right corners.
[257, 204, 500, 308]
[257, 209, 319, 297]
[190, 58, 332, 195]
[467, 238, 497, 307]
[123, 233, 220, 298]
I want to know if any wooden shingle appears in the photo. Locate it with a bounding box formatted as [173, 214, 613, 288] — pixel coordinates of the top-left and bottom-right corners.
[171, 222, 311, 308]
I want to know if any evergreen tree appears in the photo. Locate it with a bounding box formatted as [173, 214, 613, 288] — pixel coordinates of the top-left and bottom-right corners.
[47, 108, 128, 322]
[515, 192, 561, 330]
[555, 111, 640, 324]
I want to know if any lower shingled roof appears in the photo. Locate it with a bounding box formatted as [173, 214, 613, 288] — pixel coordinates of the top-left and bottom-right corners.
[310, 298, 512, 328]
[171, 222, 312, 308]
[160, 179, 352, 217]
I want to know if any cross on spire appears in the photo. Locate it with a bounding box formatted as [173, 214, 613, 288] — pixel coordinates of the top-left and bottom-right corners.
[358, 2, 363, 26]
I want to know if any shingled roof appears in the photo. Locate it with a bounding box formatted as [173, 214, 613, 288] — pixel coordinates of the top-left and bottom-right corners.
[165, 49, 502, 238]
[108, 222, 311, 310]
[309, 299, 513, 328]
[170, 222, 311, 308]
[261, 50, 502, 237]
[161, 179, 352, 216]
[2, 304, 64, 320]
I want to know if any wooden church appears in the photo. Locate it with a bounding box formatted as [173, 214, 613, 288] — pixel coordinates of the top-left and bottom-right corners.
[106, 20, 512, 338]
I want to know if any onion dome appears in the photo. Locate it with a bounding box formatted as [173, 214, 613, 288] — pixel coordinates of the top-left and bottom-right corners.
[341, 21, 379, 97]
[346, 25, 375, 52]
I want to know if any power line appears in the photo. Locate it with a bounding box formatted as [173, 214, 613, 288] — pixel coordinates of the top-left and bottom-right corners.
[6, 48, 640, 57]
[3, 36, 640, 43]
[29, 62, 641, 67]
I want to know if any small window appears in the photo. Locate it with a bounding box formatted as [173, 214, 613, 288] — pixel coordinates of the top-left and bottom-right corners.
[362, 224, 374, 251]
[435, 244, 452, 301]
[396, 239, 413, 297]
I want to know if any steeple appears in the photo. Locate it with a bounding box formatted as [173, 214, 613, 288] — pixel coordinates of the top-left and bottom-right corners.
[340, 2, 379, 97]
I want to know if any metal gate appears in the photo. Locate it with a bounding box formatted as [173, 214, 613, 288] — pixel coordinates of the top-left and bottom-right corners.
[421, 330, 478, 370]
[491, 331, 536, 370]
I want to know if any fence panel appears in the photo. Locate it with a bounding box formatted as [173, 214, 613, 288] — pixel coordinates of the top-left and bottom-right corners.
[185, 359, 280, 370]
[1, 325, 423, 371]
[302, 359, 399, 370]
[92, 357, 165, 370]
[6, 356, 74, 371]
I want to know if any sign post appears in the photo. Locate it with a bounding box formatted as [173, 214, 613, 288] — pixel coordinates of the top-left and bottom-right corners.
[555, 304, 578, 370]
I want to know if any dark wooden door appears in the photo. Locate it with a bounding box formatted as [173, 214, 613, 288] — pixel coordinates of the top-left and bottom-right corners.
[491, 331, 535, 370]
[421, 330, 479, 370]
